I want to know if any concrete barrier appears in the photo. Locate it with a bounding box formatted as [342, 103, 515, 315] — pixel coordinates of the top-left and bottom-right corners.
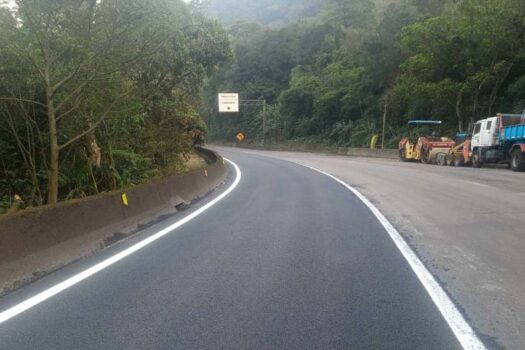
[0, 148, 227, 294]
[212, 141, 399, 160]
[344, 148, 399, 159]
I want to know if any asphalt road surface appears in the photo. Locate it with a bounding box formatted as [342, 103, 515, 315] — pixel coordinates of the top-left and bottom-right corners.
[213, 146, 525, 349]
[0, 149, 483, 349]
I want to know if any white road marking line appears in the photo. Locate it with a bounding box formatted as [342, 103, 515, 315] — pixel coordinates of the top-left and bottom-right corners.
[0, 159, 242, 325]
[298, 164, 486, 350]
[461, 180, 490, 188]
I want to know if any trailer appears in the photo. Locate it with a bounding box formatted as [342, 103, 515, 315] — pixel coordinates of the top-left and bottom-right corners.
[469, 112, 525, 172]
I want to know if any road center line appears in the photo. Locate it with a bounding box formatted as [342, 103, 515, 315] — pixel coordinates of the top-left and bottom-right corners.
[0, 159, 242, 325]
[292, 162, 486, 350]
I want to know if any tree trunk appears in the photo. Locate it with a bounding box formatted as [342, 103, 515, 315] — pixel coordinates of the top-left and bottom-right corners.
[103, 122, 118, 190]
[456, 89, 464, 132]
[472, 74, 489, 124]
[4, 108, 43, 206]
[86, 114, 102, 168]
[488, 63, 513, 117]
[46, 87, 60, 205]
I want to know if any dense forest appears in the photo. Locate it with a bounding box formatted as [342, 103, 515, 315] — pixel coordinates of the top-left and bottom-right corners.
[2, 0, 525, 213]
[203, 0, 525, 147]
[0, 0, 230, 212]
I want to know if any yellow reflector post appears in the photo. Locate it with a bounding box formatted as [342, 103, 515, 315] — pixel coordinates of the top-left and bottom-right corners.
[370, 134, 379, 149]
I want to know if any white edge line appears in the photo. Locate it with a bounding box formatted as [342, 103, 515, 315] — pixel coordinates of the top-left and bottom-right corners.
[297, 163, 486, 350]
[0, 158, 242, 325]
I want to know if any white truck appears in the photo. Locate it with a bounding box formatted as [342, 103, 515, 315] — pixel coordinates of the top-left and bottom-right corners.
[469, 113, 525, 171]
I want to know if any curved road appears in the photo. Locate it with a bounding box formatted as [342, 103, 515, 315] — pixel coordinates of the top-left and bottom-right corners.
[0, 150, 471, 349]
[216, 146, 525, 349]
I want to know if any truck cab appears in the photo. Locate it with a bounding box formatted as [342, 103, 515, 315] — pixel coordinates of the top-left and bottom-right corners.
[469, 113, 525, 171]
[471, 117, 499, 148]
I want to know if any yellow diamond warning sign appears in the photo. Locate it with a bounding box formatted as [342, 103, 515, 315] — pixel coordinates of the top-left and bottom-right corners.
[236, 132, 245, 142]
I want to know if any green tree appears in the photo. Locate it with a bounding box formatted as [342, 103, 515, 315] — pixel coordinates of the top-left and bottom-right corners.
[0, 0, 231, 210]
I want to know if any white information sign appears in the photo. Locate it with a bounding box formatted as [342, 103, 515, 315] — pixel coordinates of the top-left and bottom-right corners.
[218, 93, 239, 113]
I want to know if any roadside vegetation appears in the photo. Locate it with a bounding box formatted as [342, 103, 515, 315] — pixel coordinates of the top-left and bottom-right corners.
[203, 0, 525, 147]
[0, 0, 230, 213]
[2, 0, 525, 213]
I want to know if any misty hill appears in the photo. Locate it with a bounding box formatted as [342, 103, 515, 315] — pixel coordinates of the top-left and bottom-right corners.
[205, 0, 324, 27]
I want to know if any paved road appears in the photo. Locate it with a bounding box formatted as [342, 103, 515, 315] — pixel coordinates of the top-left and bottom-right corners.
[0, 149, 468, 349]
[213, 146, 525, 349]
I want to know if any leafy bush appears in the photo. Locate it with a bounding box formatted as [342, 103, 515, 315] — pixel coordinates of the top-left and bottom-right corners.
[0, 195, 10, 214]
[112, 150, 158, 186]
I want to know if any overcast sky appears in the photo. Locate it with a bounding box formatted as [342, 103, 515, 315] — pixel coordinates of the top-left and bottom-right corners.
[2, 0, 14, 8]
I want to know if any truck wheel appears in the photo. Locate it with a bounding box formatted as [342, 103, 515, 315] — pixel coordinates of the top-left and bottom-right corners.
[446, 154, 454, 166]
[436, 153, 447, 166]
[421, 148, 431, 164]
[399, 149, 407, 162]
[510, 150, 525, 172]
[454, 154, 465, 167]
[472, 152, 482, 168]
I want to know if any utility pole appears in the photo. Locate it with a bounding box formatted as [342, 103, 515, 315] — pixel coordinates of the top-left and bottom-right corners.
[262, 99, 267, 146]
[381, 94, 388, 150]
